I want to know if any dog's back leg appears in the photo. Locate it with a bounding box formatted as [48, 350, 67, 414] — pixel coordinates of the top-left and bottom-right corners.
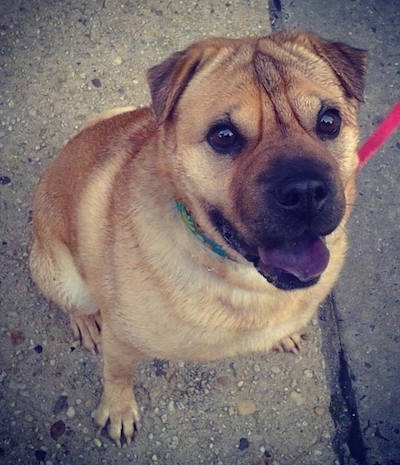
[30, 238, 101, 353]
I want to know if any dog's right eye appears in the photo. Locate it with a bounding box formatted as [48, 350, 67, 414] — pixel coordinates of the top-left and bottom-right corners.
[207, 123, 244, 155]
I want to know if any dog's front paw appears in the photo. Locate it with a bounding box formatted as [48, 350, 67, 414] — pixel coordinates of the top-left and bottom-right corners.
[95, 383, 140, 447]
[273, 332, 303, 353]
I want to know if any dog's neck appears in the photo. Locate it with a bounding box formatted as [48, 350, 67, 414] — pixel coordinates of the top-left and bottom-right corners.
[176, 200, 228, 259]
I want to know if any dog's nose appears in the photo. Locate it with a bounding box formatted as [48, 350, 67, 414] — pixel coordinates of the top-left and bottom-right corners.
[274, 175, 329, 219]
[254, 156, 345, 238]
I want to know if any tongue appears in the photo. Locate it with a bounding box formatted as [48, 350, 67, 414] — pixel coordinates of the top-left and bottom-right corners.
[258, 236, 329, 282]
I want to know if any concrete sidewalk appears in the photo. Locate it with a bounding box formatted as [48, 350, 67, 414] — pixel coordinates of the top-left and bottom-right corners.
[0, 0, 398, 464]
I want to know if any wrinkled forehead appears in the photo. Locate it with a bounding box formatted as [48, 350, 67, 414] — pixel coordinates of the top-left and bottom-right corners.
[253, 38, 343, 97]
[177, 39, 343, 125]
[188, 38, 342, 100]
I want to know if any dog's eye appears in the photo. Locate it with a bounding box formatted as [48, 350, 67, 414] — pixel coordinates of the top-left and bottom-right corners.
[316, 108, 341, 140]
[207, 124, 244, 154]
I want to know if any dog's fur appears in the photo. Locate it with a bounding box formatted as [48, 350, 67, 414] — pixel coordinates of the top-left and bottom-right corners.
[30, 31, 366, 445]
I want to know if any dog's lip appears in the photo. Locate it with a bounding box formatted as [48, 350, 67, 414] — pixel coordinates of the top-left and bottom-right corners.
[257, 235, 330, 283]
[208, 208, 330, 290]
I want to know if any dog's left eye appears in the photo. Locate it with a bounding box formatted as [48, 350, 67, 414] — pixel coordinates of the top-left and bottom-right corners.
[207, 124, 244, 154]
[316, 108, 341, 140]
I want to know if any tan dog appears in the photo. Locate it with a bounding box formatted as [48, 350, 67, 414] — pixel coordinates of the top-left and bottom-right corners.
[30, 31, 366, 446]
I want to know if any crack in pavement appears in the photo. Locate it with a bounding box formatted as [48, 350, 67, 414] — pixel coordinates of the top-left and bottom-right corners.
[320, 294, 368, 465]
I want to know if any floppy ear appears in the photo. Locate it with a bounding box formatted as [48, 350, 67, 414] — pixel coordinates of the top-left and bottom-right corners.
[147, 46, 204, 124]
[306, 33, 367, 102]
[313, 39, 367, 102]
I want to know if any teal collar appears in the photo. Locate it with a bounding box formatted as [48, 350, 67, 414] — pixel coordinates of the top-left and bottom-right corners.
[176, 200, 228, 258]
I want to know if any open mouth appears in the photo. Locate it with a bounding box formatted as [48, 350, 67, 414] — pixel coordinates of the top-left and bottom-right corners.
[209, 210, 330, 291]
[256, 235, 329, 290]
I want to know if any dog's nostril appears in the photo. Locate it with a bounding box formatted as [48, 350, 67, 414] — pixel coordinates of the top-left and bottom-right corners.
[275, 178, 329, 212]
[278, 185, 301, 207]
[314, 183, 328, 203]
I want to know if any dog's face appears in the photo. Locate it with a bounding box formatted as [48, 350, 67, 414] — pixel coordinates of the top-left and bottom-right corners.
[148, 32, 366, 290]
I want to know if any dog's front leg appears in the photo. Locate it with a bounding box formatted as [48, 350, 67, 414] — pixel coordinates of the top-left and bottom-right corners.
[95, 324, 142, 446]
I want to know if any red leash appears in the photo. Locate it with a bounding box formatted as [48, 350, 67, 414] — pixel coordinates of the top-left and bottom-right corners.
[358, 101, 400, 169]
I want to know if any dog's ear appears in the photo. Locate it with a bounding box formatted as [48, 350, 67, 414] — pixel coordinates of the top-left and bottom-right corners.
[147, 45, 204, 124]
[290, 32, 367, 102]
[311, 36, 367, 102]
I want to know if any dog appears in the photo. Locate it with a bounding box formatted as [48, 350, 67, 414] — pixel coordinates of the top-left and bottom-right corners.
[29, 31, 366, 446]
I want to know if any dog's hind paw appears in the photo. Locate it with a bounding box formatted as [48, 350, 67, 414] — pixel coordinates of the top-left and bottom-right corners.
[70, 311, 102, 354]
[273, 332, 303, 353]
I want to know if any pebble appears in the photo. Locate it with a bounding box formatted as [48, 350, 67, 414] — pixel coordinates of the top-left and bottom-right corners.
[271, 366, 281, 374]
[313, 406, 326, 416]
[303, 369, 314, 378]
[238, 437, 249, 450]
[66, 406, 75, 418]
[264, 449, 273, 458]
[50, 420, 65, 440]
[93, 438, 102, 448]
[235, 400, 256, 416]
[91, 78, 102, 88]
[0, 175, 11, 185]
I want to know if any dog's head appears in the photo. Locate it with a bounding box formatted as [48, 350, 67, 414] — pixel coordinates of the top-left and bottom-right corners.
[147, 32, 367, 290]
